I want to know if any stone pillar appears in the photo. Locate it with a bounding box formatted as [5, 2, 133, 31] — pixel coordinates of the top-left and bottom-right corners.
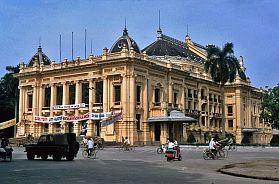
[121, 74, 128, 136]
[86, 120, 95, 137]
[18, 86, 23, 122]
[88, 79, 94, 136]
[32, 84, 38, 136]
[181, 86, 185, 111]
[60, 122, 66, 133]
[50, 83, 56, 117]
[48, 123, 55, 134]
[129, 74, 136, 142]
[73, 121, 81, 136]
[75, 80, 81, 116]
[168, 82, 173, 104]
[103, 76, 108, 112]
[38, 85, 43, 116]
[32, 84, 38, 115]
[89, 79, 94, 113]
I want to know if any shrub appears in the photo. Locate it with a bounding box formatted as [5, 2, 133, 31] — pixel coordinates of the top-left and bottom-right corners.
[270, 135, 279, 146]
[187, 132, 196, 143]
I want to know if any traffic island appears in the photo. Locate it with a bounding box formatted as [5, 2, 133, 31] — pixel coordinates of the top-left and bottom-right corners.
[218, 160, 279, 181]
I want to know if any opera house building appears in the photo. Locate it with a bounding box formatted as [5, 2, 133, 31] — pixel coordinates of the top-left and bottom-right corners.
[16, 27, 272, 145]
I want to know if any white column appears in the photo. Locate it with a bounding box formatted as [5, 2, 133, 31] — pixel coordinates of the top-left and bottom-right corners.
[75, 80, 81, 116]
[32, 84, 38, 115]
[50, 83, 56, 117]
[130, 75, 135, 122]
[38, 85, 43, 116]
[18, 86, 23, 122]
[103, 76, 108, 112]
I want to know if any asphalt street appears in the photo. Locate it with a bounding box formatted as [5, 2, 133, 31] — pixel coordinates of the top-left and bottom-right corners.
[0, 146, 278, 184]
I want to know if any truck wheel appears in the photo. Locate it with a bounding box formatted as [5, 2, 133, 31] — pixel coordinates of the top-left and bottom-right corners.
[53, 154, 62, 161]
[66, 154, 74, 161]
[41, 155, 48, 160]
[27, 153, 35, 160]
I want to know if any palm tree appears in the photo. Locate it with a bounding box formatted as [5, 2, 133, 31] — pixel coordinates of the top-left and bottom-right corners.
[205, 43, 246, 136]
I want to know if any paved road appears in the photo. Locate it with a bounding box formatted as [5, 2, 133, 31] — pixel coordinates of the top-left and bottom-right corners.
[0, 146, 278, 184]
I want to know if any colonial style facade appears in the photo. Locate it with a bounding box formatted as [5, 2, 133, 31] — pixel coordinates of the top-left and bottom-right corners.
[16, 27, 272, 145]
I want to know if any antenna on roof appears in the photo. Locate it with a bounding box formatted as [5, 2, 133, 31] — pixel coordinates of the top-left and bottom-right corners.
[157, 10, 162, 39]
[159, 10, 161, 31]
[85, 29, 87, 59]
[71, 32, 74, 61]
[187, 24, 189, 36]
[39, 36, 41, 47]
[123, 16, 128, 35]
[125, 16, 127, 29]
[90, 39, 93, 54]
[59, 34, 62, 63]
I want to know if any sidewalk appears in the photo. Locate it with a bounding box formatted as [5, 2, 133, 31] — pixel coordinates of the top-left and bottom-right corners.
[218, 160, 279, 181]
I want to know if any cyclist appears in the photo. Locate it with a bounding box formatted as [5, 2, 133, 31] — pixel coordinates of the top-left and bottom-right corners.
[209, 138, 217, 158]
[124, 137, 130, 150]
[87, 138, 94, 157]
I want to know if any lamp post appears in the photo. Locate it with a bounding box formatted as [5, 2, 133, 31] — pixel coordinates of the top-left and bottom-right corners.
[88, 87, 103, 136]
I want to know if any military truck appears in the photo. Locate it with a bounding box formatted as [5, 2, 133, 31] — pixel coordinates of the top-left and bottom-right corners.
[24, 133, 79, 161]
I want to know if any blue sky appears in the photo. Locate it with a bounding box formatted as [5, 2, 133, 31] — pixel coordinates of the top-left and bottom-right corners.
[0, 0, 278, 88]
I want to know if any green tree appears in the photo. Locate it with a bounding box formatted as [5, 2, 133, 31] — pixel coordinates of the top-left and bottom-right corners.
[205, 43, 246, 136]
[0, 65, 20, 122]
[260, 84, 279, 129]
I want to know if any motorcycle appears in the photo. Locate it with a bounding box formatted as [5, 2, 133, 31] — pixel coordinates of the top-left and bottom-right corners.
[0, 147, 13, 162]
[0, 138, 13, 162]
[165, 146, 182, 161]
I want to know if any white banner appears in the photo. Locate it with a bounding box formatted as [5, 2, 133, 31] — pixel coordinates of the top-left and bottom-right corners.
[53, 103, 86, 110]
[34, 112, 112, 123]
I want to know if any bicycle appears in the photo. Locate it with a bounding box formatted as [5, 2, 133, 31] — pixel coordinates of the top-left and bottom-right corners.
[157, 144, 167, 154]
[82, 147, 98, 159]
[202, 148, 226, 160]
[120, 144, 135, 152]
[228, 144, 237, 151]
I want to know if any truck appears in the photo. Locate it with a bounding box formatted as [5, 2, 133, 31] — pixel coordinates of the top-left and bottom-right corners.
[24, 133, 79, 161]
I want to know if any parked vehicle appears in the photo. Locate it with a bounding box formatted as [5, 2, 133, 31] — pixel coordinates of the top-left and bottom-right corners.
[24, 133, 79, 161]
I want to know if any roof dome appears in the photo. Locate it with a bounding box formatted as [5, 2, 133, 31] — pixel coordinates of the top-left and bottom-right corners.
[27, 46, 51, 67]
[109, 28, 141, 54]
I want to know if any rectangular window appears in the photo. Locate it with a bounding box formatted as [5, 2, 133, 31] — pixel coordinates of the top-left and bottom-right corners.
[173, 92, 178, 105]
[154, 88, 160, 106]
[114, 85, 121, 105]
[28, 94, 33, 111]
[228, 119, 233, 128]
[44, 87, 51, 108]
[188, 101, 191, 109]
[69, 84, 76, 104]
[56, 86, 63, 105]
[82, 83, 89, 104]
[136, 86, 141, 105]
[227, 105, 233, 116]
[136, 114, 141, 131]
[95, 81, 103, 103]
[188, 89, 192, 98]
